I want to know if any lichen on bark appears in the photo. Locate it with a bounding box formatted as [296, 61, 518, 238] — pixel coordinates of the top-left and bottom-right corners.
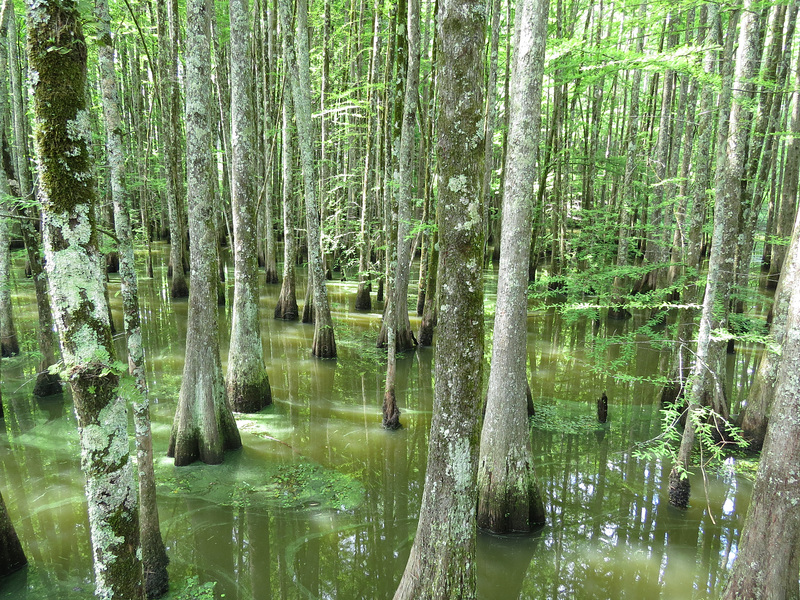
[27, 2, 145, 595]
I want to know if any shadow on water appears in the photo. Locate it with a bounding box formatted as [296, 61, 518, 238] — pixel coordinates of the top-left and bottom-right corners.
[0, 245, 758, 599]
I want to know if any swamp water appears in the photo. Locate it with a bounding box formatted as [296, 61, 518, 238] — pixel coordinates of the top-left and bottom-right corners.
[0, 245, 759, 599]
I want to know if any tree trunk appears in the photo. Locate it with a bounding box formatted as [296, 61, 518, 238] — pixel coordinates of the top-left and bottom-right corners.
[722, 242, 800, 598]
[226, 0, 272, 413]
[669, 1, 761, 508]
[278, 0, 336, 358]
[477, 0, 549, 535]
[0, 214, 18, 357]
[28, 0, 145, 594]
[767, 29, 800, 291]
[740, 206, 800, 450]
[156, 0, 188, 298]
[275, 86, 299, 321]
[95, 0, 170, 594]
[168, 0, 243, 465]
[392, 0, 485, 594]
[0, 490, 26, 577]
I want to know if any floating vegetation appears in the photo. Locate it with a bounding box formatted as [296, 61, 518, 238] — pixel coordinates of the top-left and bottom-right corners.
[156, 453, 364, 512]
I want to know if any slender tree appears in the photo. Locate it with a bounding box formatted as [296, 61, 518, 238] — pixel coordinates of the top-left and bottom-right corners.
[669, 1, 761, 509]
[382, 0, 420, 428]
[477, 0, 548, 534]
[0, 211, 18, 357]
[226, 0, 272, 413]
[156, 0, 188, 298]
[27, 0, 144, 594]
[168, 0, 242, 465]
[277, 0, 336, 358]
[393, 0, 485, 593]
[274, 85, 299, 320]
[95, 0, 169, 594]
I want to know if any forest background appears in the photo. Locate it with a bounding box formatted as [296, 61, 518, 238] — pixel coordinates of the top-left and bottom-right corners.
[1, 0, 800, 596]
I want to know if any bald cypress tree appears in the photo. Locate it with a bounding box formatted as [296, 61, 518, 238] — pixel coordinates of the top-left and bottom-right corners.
[27, 0, 144, 594]
[168, 0, 242, 465]
[393, 0, 485, 593]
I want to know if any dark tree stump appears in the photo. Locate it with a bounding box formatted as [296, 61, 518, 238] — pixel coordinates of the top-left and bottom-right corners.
[597, 391, 608, 423]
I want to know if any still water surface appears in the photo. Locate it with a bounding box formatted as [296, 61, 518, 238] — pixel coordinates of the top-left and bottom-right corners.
[0, 245, 757, 599]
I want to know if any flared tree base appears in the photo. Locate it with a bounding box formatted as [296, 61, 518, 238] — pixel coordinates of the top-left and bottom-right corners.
[382, 390, 401, 430]
[607, 306, 632, 320]
[377, 324, 417, 351]
[143, 541, 169, 599]
[170, 276, 189, 299]
[476, 466, 546, 533]
[228, 376, 272, 413]
[274, 295, 299, 321]
[312, 326, 336, 358]
[33, 372, 62, 397]
[302, 300, 314, 324]
[265, 266, 279, 284]
[354, 285, 372, 311]
[417, 313, 436, 347]
[668, 468, 690, 508]
[1, 339, 19, 358]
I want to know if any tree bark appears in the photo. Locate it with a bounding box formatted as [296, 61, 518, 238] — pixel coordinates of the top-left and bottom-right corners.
[277, 0, 336, 358]
[226, 0, 272, 413]
[722, 235, 800, 599]
[0, 490, 26, 577]
[95, 0, 170, 594]
[156, 0, 188, 298]
[393, 0, 485, 594]
[477, 0, 549, 534]
[275, 84, 299, 321]
[27, 0, 145, 594]
[669, 1, 761, 508]
[168, 0, 243, 465]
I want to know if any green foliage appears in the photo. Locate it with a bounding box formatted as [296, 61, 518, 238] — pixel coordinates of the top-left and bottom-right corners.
[172, 576, 217, 600]
[531, 399, 605, 435]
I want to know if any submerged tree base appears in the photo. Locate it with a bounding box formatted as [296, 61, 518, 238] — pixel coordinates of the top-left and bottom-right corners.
[312, 327, 337, 358]
[354, 285, 372, 311]
[382, 390, 401, 430]
[274, 295, 299, 320]
[228, 376, 272, 413]
[668, 468, 690, 509]
[265, 267, 279, 284]
[143, 546, 169, 599]
[607, 307, 632, 320]
[33, 372, 62, 397]
[170, 276, 189, 299]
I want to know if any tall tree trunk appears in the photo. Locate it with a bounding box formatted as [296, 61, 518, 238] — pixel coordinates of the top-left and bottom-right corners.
[156, 0, 188, 298]
[740, 206, 800, 450]
[383, 0, 420, 429]
[0, 214, 18, 357]
[767, 15, 800, 291]
[95, 0, 170, 595]
[669, 1, 761, 509]
[277, 0, 336, 358]
[275, 84, 299, 320]
[168, 0, 243, 465]
[392, 0, 485, 594]
[722, 244, 800, 599]
[226, 0, 272, 413]
[27, 0, 144, 594]
[660, 5, 717, 410]
[608, 0, 646, 320]
[477, 0, 548, 534]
